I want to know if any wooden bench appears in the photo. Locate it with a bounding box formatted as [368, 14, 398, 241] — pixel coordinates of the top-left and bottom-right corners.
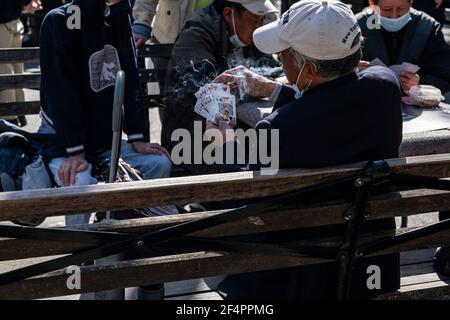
[0, 153, 449, 300]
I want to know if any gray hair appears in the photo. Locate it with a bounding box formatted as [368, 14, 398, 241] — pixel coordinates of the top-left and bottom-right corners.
[289, 47, 362, 80]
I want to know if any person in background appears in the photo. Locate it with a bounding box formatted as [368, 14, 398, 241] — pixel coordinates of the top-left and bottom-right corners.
[132, 0, 209, 47]
[358, 0, 450, 277]
[39, 0, 172, 300]
[39, 0, 172, 224]
[161, 0, 278, 176]
[357, 0, 450, 94]
[413, 0, 446, 24]
[0, 0, 42, 127]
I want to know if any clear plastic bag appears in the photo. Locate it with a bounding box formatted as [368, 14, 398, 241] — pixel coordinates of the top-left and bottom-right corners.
[408, 85, 444, 107]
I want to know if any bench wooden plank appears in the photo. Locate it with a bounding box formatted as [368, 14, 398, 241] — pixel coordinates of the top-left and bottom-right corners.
[0, 48, 40, 64]
[0, 154, 449, 221]
[0, 74, 40, 90]
[1, 189, 450, 262]
[137, 44, 173, 59]
[0, 101, 40, 117]
[1, 223, 450, 300]
[0, 251, 326, 299]
[138, 69, 166, 83]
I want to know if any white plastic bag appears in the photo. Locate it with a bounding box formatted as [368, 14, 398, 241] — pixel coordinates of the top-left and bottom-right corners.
[408, 85, 444, 107]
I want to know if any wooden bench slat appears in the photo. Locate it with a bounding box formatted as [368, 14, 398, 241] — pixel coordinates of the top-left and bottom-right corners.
[0, 251, 326, 300]
[1, 189, 450, 262]
[138, 69, 166, 83]
[0, 74, 40, 90]
[137, 44, 173, 59]
[2, 227, 449, 301]
[0, 48, 40, 64]
[0, 101, 40, 116]
[0, 153, 448, 221]
[0, 154, 450, 220]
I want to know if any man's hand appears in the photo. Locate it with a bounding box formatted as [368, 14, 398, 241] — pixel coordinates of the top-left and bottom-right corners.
[435, 0, 443, 9]
[399, 71, 420, 92]
[22, 0, 43, 14]
[58, 153, 88, 187]
[134, 33, 148, 47]
[132, 141, 171, 160]
[213, 66, 277, 98]
[357, 60, 370, 72]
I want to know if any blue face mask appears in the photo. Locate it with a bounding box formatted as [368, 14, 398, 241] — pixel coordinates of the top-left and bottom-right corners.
[380, 12, 412, 33]
[229, 9, 247, 48]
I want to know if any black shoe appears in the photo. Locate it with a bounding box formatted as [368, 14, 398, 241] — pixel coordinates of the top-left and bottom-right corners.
[137, 284, 165, 300]
[434, 246, 450, 276]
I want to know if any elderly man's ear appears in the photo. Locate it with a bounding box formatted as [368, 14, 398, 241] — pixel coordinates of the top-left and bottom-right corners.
[222, 7, 233, 26]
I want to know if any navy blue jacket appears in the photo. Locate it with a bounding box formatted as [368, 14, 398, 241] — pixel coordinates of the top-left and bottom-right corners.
[39, 0, 146, 156]
[256, 66, 403, 169]
[0, 0, 31, 23]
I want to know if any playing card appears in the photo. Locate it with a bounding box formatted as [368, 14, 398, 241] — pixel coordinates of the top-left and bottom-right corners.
[194, 83, 235, 122]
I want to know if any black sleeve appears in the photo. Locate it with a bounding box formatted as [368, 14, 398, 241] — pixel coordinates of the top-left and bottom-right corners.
[418, 22, 450, 94]
[109, 1, 146, 143]
[39, 14, 85, 156]
[163, 22, 225, 155]
[20, 0, 32, 7]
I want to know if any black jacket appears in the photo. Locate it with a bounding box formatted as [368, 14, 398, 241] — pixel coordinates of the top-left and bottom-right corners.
[39, 0, 146, 157]
[161, 5, 278, 174]
[357, 8, 450, 94]
[256, 66, 403, 169]
[0, 0, 31, 23]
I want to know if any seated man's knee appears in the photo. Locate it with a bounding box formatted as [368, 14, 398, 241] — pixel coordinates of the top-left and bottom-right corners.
[142, 155, 172, 179]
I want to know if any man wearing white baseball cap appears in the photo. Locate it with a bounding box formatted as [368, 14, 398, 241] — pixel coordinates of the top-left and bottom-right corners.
[214, 0, 404, 299]
[161, 0, 279, 175]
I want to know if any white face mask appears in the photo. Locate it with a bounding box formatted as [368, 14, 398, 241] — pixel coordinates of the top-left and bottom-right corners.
[229, 9, 247, 48]
[293, 62, 313, 99]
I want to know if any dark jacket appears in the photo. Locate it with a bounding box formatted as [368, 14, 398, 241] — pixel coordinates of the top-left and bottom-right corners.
[256, 66, 403, 168]
[39, 0, 146, 157]
[219, 66, 403, 300]
[161, 5, 278, 174]
[356, 8, 450, 94]
[0, 0, 31, 23]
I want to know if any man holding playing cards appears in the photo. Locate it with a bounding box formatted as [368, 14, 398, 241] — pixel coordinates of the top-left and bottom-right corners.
[161, 0, 278, 175]
[213, 0, 403, 299]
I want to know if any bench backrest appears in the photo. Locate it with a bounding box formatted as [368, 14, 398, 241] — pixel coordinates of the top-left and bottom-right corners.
[0, 153, 449, 299]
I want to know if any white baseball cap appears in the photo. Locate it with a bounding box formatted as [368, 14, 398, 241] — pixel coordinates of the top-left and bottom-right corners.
[253, 0, 362, 60]
[228, 0, 279, 16]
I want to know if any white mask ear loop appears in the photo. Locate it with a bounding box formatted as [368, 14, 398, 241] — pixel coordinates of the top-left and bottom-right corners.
[296, 62, 316, 91]
[232, 9, 237, 37]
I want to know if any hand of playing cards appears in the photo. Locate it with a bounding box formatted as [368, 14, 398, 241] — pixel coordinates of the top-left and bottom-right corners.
[194, 83, 236, 123]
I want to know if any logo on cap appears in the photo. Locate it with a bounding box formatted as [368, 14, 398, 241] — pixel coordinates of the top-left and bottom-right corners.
[342, 23, 360, 45]
[282, 10, 290, 25]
